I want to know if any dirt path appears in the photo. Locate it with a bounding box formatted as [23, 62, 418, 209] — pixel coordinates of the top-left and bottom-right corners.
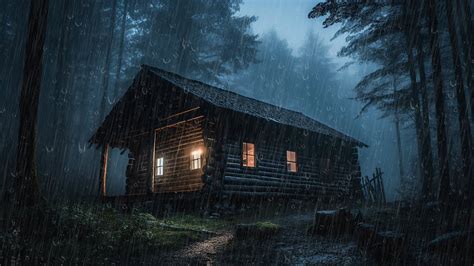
[178, 231, 234, 262]
[272, 213, 371, 265]
[164, 211, 373, 265]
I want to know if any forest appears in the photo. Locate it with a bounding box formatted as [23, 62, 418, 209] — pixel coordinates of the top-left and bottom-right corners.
[0, 0, 473, 264]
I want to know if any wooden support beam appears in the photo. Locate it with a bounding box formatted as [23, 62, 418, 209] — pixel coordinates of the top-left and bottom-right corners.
[99, 144, 109, 198]
[149, 131, 156, 193]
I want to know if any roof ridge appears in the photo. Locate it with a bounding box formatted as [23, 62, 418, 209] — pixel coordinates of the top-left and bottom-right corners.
[141, 64, 367, 147]
[142, 64, 301, 113]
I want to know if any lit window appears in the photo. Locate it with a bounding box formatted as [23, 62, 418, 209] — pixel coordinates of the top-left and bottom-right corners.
[190, 149, 202, 170]
[242, 142, 255, 167]
[287, 151, 297, 172]
[156, 157, 164, 176]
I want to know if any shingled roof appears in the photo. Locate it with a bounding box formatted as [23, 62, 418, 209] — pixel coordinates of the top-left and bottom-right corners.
[143, 65, 366, 147]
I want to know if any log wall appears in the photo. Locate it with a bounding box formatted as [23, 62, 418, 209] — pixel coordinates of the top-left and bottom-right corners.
[212, 111, 362, 201]
[152, 116, 205, 193]
[220, 141, 357, 199]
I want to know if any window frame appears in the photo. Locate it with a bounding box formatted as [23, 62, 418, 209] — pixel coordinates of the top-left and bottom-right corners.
[286, 150, 297, 173]
[242, 142, 256, 168]
[155, 157, 164, 176]
[190, 150, 202, 170]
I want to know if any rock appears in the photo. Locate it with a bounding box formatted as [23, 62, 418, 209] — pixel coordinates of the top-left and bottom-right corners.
[307, 208, 354, 236]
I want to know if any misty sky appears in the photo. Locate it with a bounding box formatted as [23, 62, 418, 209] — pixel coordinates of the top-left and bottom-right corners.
[239, 0, 346, 64]
[239, 0, 409, 200]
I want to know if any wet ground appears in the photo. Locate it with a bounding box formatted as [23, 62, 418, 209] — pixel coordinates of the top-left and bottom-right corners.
[163, 212, 373, 265]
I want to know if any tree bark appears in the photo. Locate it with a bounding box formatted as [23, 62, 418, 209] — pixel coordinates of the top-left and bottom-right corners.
[15, 0, 49, 208]
[445, 0, 472, 195]
[458, 0, 473, 125]
[426, 0, 450, 202]
[416, 27, 435, 199]
[99, 0, 117, 121]
[114, 0, 128, 99]
[392, 78, 404, 191]
[403, 0, 428, 200]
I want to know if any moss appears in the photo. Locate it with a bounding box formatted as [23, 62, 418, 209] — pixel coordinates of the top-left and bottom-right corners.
[235, 221, 281, 240]
[254, 221, 281, 231]
[161, 214, 230, 232]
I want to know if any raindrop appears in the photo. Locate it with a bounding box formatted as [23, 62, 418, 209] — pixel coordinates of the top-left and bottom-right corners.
[78, 143, 87, 154]
[107, 96, 114, 105]
[46, 146, 55, 153]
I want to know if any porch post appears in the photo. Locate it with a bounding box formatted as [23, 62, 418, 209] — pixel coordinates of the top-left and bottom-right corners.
[99, 144, 109, 198]
[148, 131, 156, 193]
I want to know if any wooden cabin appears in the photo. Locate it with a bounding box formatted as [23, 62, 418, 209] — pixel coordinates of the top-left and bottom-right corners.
[90, 65, 367, 206]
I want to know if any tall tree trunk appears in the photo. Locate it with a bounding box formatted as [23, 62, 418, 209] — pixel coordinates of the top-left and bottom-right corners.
[426, 0, 451, 202]
[393, 77, 405, 190]
[416, 28, 435, 199]
[114, 0, 128, 99]
[403, 0, 428, 200]
[445, 0, 472, 195]
[15, 0, 49, 208]
[459, 0, 473, 125]
[99, 0, 117, 121]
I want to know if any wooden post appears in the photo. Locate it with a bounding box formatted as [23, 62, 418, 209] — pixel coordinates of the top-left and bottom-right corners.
[149, 131, 156, 193]
[99, 144, 109, 198]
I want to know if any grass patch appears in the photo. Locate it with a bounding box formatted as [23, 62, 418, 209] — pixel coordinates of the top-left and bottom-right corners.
[161, 214, 230, 232]
[254, 221, 281, 231]
[1, 204, 220, 264]
[235, 221, 281, 239]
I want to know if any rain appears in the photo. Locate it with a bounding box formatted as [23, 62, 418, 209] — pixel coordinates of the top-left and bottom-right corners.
[0, 0, 473, 264]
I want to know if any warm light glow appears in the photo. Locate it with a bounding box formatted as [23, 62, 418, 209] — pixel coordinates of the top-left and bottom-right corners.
[191, 149, 202, 156]
[242, 142, 255, 167]
[156, 157, 164, 176]
[287, 151, 297, 172]
[190, 148, 203, 170]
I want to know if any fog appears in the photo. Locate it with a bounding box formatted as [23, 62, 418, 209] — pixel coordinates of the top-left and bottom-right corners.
[0, 0, 426, 202]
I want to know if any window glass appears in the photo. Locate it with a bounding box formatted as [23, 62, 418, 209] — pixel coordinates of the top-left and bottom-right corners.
[242, 142, 255, 167]
[156, 157, 164, 176]
[190, 150, 202, 170]
[287, 151, 297, 172]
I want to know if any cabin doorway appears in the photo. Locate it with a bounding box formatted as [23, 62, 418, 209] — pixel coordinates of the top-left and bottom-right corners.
[104, 148, 128, 196]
